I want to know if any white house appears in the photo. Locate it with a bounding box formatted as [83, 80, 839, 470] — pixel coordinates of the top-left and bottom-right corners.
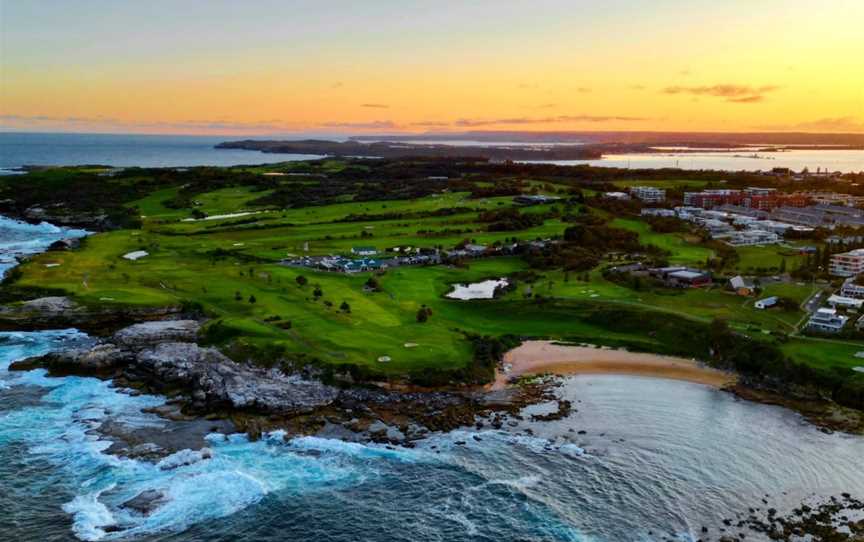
[754, 296, 778, 309]
[827, 294, 864, 311]
[807, 307, 849, 333]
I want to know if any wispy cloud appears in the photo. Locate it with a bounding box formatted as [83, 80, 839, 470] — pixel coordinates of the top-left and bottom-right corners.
[727, 95, 765, 104]
[754, 116, 864, 133]
[360, 103, 389, 109]
[2, 112, 651, 134]
[410, 121, 451, 128]
[576, 87, 591, 93]
[320, 120, 400, 129]
[452, 114, 648, 127]
[0, 114, 300, 133]
[662, 84, 780, 103]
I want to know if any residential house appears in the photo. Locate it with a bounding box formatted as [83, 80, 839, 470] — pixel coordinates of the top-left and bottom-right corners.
[807, 307, 849, 333]
[840, 277, 864, 299]
[650, 266, 711, 288]
[728, 276, 754, 296]
[827, 294, 864, 311]
[754, 296, 778, 309]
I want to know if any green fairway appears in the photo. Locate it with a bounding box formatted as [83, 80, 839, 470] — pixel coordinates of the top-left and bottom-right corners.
[8, 162, 863, 384]
[782, 338, 864, 371]
[612, 179, 711, 189]
[610, 218, 713, 265]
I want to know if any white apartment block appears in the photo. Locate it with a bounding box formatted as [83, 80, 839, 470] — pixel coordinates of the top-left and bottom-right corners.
[629, 186, 666, 203]
[719, 229, 781, 247]
[830, 249, 864, 277]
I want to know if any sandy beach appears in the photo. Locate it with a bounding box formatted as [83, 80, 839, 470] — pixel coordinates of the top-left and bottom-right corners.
[493, 340, 736, 390]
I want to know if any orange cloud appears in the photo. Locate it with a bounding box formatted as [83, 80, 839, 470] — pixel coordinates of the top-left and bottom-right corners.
[663, 84, 780, 103]
[320, 120, 400, 129]
[452, 115, 649, 127]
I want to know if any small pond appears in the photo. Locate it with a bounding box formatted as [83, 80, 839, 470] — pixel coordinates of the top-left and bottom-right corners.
[445, 278, 508, 300]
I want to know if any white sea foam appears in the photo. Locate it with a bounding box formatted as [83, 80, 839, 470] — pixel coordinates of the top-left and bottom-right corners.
[2, 332, 446, 540]
[62, 486, 117, 541]
[156, 448, 212, 470]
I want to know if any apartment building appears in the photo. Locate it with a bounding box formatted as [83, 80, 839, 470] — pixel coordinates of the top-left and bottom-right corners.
[830, 249, 864, 277]
[629, 186, 666, 203]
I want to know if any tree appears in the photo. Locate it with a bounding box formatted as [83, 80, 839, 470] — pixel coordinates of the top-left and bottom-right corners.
[248, 295, 256, 304]
[416, 305, 432, 323]
[296, 275, 308, 287]
[364, 276, 380, 291]
[779, 258, 787, 274]
[313, 285, 323, 299]
[234, 291, 242, 301]
[340, 301, 351, 313]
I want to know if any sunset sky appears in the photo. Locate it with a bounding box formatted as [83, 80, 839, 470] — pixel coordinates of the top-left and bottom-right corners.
[1, 0, 863, 135]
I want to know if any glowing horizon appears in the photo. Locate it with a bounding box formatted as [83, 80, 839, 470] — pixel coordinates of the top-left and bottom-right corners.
[1, 0, 862, 135]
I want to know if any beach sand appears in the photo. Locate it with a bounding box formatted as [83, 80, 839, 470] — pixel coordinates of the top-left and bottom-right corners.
[492, 340, 736, 390]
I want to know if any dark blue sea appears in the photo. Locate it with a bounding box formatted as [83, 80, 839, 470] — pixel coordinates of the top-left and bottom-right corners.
[0, 132, 322, 171]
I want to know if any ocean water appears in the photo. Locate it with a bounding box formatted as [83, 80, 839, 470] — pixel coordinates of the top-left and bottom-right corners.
[2, 132, 863, 173]
[525, 149, 864, 173]
[3, 331, 864, 542]
[0, 132, 323, 171]
[0, 216, 89, 278]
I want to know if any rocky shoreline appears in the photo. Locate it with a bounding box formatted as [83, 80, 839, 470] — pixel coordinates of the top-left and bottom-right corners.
[5, 302, 864, 532]
[726, 380, 864, 435]
[8, 310, 565, 462]
[6, 294, 863, 462]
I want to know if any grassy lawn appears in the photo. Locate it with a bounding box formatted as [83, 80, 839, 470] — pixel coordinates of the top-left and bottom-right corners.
[730, 245, 806, 274]
[12, 172, 863, 381]
[610, 218, 713, 265]
[612, 179, 711, 189]
[782, 338, 864, 371]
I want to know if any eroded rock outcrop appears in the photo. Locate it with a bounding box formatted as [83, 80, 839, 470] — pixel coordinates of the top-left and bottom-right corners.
[131, 342, 339, 413]
[12, 322, 339, 416]
[112, 320, 200, 348]
[0, 296, 185, 334]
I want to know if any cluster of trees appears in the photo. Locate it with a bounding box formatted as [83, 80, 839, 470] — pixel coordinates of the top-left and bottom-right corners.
[478, 208, 546, 232]
[524, 244, 600, 272]
[702, 241, 740, 271]
[523, 223, 643, 272]
[646, 216, 688, 234]
[563, 224, 641, 252]
[338, 206, 474, 223]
